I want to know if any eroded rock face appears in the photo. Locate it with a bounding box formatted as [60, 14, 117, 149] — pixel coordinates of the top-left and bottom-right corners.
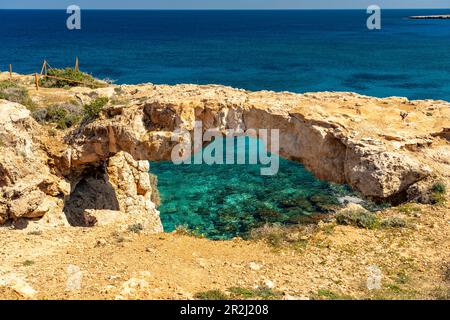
[0, 100, 162, 231]
[104, 152, 162, 232]
[67, 85, 448, 200]
[1, 82, 449, 227]
[0, 100, 69, 224]
[62, 152, 162, 232]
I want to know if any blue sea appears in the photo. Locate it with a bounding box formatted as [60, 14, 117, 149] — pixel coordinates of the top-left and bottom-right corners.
[2, 9, 448, 238]
[1, 9, 450, 100]
[151, 137, 381, 239]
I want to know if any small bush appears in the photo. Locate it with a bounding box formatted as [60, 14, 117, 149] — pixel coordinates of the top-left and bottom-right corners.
[83, 97, 109, 119]
[316, 289, 353, 300]
[397, 203, 421, 214]
[194, 290, 228, 300]
[27, 230, 43, 236]
[39, 68, 104, 89]
[431, 182, 446, 194]
[175, 225, 205, 238]
[32, 101, 83, 129]
[0, 80, 35, 110]
[336, 210, 379, 229]
[430, 182, 447, 205]
[228, 287, 283, 300]
[249, 224, 285, 247]
[47, 104, 82, 129]
[127, 223, 144, 234]
[380, 216, 408, 228]
[22, 260, 35, 267]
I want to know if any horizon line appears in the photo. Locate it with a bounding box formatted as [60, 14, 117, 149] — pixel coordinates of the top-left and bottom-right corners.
[0, 8, 448, 11]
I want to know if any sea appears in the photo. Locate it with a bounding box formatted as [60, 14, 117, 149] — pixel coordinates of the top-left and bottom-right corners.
[1, 9, 450, 100]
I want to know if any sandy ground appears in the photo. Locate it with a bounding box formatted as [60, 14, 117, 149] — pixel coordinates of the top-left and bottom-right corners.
[0, 203, 448, 300]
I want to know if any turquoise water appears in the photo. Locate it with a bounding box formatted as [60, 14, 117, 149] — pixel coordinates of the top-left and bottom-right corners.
[151, 137, 361, 239]
[1, 10, 450, 100]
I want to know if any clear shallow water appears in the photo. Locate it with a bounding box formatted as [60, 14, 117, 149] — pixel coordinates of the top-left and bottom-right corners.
[151, 137, 365, 239]
[1, 9, 450, 100]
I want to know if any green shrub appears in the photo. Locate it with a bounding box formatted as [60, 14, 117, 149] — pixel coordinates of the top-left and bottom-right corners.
[47, 105, 82, 129]
[32, 102, 83, 129]
[380, 216, 408, 228]
[0, 80, 35, 110]
[175, 225, 205, 238]
[83, 97, 109, 119]
[39, 68, 104, 89]
[248, 224, 285, 247]
[316, 289, 353, 300]
[22, 260, 35, 267]
[397, 203, 421, 214]
[431, 182, 446, 194]
[228, 287, 283, 300]
[27, 230, 43, 236]
[194, 290, 228, 300]
[127, 223, 144, 234]
[336, 210, 379, 229]
[430, 182, 447, 205]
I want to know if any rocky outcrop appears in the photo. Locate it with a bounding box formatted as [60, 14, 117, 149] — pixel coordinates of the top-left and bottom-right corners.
[103, 151, 162, 232]
[66, 85, 448, 201]
[59, 151, 162, 231]
[0, 100, 69, 225]
[1, 81, 449, 227]
[0, 99, 162, 231]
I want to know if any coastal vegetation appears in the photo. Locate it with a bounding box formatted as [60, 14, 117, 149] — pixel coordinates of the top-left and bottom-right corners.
[194, 287, 284, 300]
[39, 67, 105, 89]
[83, 96, 109, 120]
[32, 101, 83, 129]
[335, 210, 379, 229]
[0, 80, 35, 110]
[31, 96, 109, 129]
[430, 181, 447, 205]
[194, 290, 228, 300]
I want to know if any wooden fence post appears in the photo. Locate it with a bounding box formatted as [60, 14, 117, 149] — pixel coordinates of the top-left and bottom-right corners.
[40, 60, 47, 76]
[75, 56, 79, 72]
[35, 73, 39, 91]
[9, 64, 12, 80]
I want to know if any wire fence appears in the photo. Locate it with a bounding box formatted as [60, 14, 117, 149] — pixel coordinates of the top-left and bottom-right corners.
[4, 58, 103, 90]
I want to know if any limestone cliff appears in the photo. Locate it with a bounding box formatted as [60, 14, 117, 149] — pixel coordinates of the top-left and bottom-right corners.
[66, 85, 448, 201]
[0, 79, 449, 228]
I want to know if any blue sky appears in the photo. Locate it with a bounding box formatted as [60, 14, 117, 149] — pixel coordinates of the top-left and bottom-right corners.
[0, 0, 448, 9]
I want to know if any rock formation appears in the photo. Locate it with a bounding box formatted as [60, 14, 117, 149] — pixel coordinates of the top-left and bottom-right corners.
[0, 79, 449, 228]
[67, 85, 448, 201]
[0, 100, 69, 225]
